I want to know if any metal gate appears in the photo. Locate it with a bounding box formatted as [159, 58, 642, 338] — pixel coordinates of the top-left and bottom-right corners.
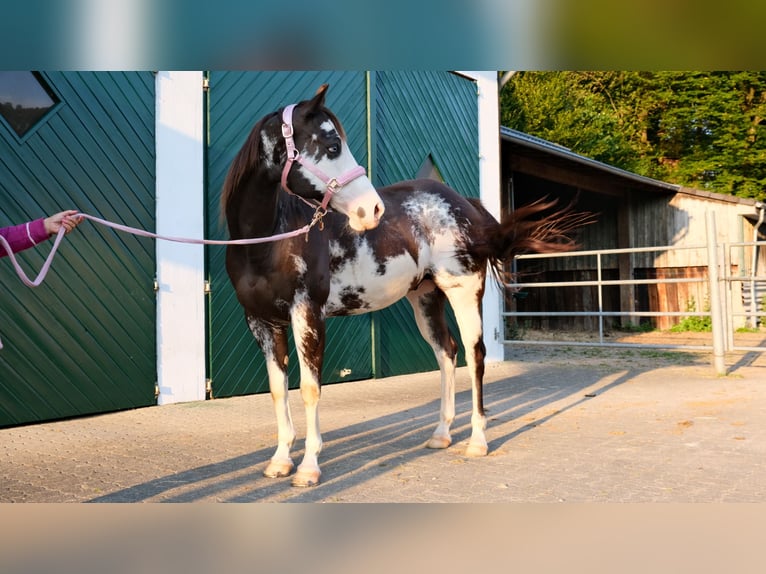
[0, 72, 157, 426]
[503, 211, 766, 374]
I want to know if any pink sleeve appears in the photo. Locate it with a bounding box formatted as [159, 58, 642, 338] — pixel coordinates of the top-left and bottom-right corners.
[0, 218, 50, 257]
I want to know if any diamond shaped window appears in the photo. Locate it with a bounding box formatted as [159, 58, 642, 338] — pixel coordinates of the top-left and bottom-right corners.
[416, 154, 444, 182]
[0, 72, 59, 139]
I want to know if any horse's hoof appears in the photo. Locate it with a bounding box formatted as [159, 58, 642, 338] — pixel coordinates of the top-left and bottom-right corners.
[264, 458, 294, 478]
[426, 435, 452, 449]
[291, 467, 321, 487]
[465, 443, 488, 457]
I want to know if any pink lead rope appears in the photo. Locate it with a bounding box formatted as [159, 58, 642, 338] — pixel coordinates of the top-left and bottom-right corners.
[1, 210, 322, 288]
[0, 210, 324, 350]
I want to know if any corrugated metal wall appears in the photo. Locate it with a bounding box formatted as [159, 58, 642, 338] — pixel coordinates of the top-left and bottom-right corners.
[0, 72, 157, 426]
[371, 71, 479, 377]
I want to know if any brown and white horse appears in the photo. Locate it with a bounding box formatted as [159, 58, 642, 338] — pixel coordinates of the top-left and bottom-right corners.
[222, 84, 583, 486]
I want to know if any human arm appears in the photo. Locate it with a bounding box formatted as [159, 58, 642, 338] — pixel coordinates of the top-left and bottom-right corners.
[0, 210, 81, 258]
[0, 219, 49, 257]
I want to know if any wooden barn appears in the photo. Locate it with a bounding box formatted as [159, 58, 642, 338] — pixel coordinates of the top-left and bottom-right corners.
[501, 127, 766, 332]
[0, 71, 503, 426]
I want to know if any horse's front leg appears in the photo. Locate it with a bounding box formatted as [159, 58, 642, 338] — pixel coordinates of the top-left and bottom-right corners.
[248, 318, 296, 478]
[290, 300, 325, 487]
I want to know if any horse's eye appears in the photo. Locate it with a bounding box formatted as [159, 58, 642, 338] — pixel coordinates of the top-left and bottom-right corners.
[327, 143, 340, 157]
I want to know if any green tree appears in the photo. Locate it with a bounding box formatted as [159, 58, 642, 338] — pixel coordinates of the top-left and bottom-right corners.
[501, 71, 766, 201]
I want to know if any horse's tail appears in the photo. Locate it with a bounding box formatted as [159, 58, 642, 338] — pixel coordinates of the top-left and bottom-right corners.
[466, 197, 594, 286]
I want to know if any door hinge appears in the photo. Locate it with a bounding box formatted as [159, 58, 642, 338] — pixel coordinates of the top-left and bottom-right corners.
[202, 77, 210, 91]
[204, 280, 212, 294]
[155, 383, 160, 399]
[206, 378, 213, 399]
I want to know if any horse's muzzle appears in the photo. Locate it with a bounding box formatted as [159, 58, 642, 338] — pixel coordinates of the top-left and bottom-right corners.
[344, 189, 385, 231]
[355, 200, 385, 229]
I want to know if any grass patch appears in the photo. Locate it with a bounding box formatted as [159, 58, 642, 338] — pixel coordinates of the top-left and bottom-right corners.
[615, 321, 655, 333]
[669, 296, 711, 333]
[736, 326, 760, 333]
[504, 319, 529, 341]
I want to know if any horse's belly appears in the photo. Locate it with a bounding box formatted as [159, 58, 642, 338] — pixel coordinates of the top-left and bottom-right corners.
[326, 251, 420, 316]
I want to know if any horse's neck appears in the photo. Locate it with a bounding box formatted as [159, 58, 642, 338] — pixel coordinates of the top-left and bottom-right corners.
[228, 174, 281, 240]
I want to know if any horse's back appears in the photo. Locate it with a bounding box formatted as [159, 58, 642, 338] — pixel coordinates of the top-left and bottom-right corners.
[378, 178, 472, 204]
[378, 179, 494, 224]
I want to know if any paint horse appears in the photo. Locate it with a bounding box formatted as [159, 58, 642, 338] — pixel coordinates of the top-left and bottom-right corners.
[222, 85, 583, 486]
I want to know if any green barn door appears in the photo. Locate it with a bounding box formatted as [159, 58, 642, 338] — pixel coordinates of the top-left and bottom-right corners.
[371, 71, 480, 377]
[206, 71, 373, 397]
[0, 72, 157, 426]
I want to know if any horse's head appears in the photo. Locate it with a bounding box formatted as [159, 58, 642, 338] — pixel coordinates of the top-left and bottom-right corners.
[276, 85, 384, 231]
[222, 85, 384, 234]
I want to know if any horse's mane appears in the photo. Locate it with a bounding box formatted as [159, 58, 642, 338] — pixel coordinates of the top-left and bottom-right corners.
[220, 111, 278, 221]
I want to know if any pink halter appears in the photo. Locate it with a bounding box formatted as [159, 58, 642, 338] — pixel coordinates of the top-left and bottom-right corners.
[280, 103, 367, 212]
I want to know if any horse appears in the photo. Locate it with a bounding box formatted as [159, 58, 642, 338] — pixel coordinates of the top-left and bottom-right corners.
[221, 84, 585, 487]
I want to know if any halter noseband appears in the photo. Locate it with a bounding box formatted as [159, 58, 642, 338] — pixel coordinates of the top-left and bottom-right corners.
[280, 103, 367, 213]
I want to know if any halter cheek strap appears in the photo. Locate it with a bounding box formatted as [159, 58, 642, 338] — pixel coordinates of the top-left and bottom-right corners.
[280, 104, 367, 212]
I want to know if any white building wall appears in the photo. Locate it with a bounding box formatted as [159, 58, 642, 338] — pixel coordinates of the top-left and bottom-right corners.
[460, 71, 504, 362]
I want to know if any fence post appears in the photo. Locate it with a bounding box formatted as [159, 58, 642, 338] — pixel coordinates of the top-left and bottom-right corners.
[722, 245, 734, 352]
[706, 210, 727, 375]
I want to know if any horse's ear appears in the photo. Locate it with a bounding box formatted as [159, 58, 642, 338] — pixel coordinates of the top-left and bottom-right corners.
[308, 84, 329, 111]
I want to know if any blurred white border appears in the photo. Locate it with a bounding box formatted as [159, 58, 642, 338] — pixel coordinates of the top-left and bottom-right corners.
[72, 0, 150, 69]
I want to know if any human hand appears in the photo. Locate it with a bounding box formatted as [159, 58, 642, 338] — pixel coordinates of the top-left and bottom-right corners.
[44, 210, 83, 236]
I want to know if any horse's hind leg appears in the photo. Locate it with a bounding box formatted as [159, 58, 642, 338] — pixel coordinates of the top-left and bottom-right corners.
[442, 274, 488, 457]
[406, 281, 458, 450]
[247, 317, 296, 478]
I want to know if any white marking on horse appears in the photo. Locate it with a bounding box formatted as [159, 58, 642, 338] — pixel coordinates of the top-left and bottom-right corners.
[403, 191, 473, 277]
[261, 133, 279, 169]
[291, 290, 319, 344]
[247, 315, 296, 478]
[292, 254, 307, 275]
[319, 120, 336, 137]
[247, 316, 273, 356]
[326, 238, 421, 315]
[292, 118, 382, 232]
[402, 191, 456, 233]
[289, 290, 323, 486]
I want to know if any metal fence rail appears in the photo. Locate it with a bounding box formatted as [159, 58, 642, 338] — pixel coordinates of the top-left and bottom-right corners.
[502, 211, 765, 374]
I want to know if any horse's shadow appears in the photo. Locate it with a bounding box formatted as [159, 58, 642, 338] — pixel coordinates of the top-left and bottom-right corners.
[89, 363, 639, 503]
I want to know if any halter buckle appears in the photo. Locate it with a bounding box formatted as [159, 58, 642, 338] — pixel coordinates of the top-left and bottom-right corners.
[281, 122, 293, 139]
[326, 178, 340, 193]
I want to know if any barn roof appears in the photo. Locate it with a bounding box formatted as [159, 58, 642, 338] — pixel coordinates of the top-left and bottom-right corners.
[501, 126, 764, 213]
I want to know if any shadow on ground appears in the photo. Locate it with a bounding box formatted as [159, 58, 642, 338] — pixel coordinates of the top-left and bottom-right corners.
[90, 349, 666, 503]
